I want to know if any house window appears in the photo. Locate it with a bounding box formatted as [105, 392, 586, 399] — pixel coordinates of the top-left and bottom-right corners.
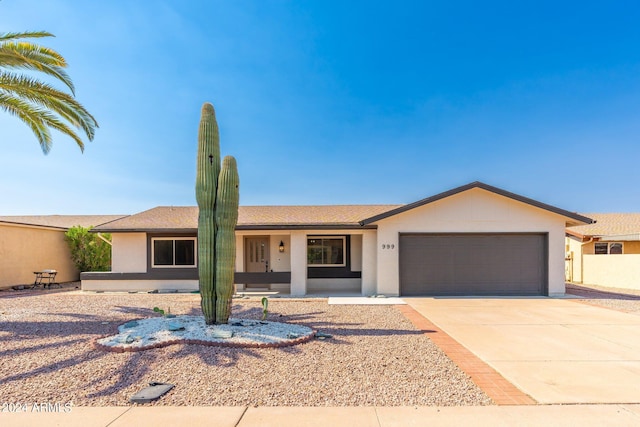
[609, 243, 623, 254]
[594, 242, 623, 255]
[152, 238, 196, 267]
[307, 237, 346, 266]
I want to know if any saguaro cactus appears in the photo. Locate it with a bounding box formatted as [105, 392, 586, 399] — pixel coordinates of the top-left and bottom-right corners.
[195, 102, 240, 325]
[215, 156, 240, 323]
[196, 103, 220, 325]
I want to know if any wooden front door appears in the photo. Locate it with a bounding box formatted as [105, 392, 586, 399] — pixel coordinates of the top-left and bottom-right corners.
[245, 236, 270, 275]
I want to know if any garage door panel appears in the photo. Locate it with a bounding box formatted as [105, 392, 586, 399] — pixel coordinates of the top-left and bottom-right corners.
[400, 234, 546, 296]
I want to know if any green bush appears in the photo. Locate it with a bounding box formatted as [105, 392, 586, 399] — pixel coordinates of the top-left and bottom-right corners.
[64, 226, 111, 272]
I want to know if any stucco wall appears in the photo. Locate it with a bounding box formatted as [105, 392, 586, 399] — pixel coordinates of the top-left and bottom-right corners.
[628, 242, 640, 254]
[307, 278, 360, 293]
[269, 235, 291, 272]
[566, 235, 583, 283]
[350, 235, 363, 271]
[111, 233, 147, 272]
[361, 230, 377, 295]
[582, 254, 640, 290]
[82, 279, 198, 292]
[0, 223, 78, 287]
[290, 231, 306, 295]
[374, 188, 568, 296]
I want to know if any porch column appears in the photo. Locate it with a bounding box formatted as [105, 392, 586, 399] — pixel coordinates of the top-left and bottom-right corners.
[233, 234, 244, 291]
[361, 230, 377, 296]
[289, 231, 307, 296]
[235, 234, 244, 272]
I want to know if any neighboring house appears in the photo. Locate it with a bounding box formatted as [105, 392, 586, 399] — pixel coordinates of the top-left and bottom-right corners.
[566, 213, 640, 290]
[83, 182, 591, 297]
[0, 215, 125, 289]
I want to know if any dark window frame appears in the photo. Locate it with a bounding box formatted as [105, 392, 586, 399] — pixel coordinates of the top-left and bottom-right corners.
[151, 237, 197, 268]
[307, 236, 346, 267]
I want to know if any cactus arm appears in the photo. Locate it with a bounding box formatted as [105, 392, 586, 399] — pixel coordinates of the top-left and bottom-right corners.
[196, 103, 220, 325]
[214, 156, 240, 324]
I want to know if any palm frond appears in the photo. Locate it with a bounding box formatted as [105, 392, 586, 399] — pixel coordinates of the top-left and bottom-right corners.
[0, 31, 54, 42]
[0, 93, 52, 153]
[0, 73, 95, 137]
[0, 42, 68, 66]
[0, 41, 73, 92]
[0, 30, 98, 154]
[0, 92, 86, 153]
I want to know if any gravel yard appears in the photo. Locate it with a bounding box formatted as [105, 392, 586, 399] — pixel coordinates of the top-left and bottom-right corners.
[567, 283, 640, 314]
[0, 286, 490, 406]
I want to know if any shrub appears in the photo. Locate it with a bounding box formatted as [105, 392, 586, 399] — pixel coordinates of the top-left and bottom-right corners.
[64, 226, 111, 272]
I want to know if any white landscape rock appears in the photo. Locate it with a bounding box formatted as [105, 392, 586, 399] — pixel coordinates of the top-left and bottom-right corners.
[96, 315, 315, 349]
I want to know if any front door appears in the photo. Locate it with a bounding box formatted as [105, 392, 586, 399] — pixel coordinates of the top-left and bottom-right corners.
[245, 237, 270, 288]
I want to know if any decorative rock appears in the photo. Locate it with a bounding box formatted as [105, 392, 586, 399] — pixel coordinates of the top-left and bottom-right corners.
[209, 329, 233, 339]
[167, 321, 184, 331]
[287, 332, 301, 339]
[125, 335, 135, 344]
[316, 332, 333, 339]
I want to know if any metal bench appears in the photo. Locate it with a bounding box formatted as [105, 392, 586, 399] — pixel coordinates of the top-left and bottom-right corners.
[33, 270, 60, 289]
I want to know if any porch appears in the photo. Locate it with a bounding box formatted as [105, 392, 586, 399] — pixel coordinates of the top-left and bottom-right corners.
[81, 229, 377, 296]
[234, 230, 377, 296]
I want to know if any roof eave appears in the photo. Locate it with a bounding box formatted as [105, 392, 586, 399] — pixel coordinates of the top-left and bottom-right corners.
[94, 224, 377, 233]
[0, 220, 67, 231]
[91, 228, 198, 234]
[236, 224, 376, 230]
[565, 229, 585, 239]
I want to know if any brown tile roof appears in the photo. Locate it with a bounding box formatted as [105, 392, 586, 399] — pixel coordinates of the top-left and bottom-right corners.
[93, 205, 403, 232]
[88, 182, 595, 233]
[567, 213, 640, 237]
[0, 215, 126, 230]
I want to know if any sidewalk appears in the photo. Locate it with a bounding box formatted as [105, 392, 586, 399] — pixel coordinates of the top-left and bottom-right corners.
[2, 405, 640, 427]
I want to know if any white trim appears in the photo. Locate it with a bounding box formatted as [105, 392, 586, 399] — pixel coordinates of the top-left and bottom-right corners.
[151, 237, 197, 268]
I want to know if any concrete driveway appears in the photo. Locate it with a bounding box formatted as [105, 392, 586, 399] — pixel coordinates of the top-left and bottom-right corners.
[406, 297, 640, 404]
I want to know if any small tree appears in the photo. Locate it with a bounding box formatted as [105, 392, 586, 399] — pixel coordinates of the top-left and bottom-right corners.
[65, 226, 111, 272]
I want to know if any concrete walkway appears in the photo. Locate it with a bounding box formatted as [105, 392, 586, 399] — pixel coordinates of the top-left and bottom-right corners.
[2, 405, 640, 426]
[405, 297, 640, 404]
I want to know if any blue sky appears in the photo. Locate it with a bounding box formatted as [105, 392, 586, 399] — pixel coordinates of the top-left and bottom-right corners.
[2, 0, 640, 215]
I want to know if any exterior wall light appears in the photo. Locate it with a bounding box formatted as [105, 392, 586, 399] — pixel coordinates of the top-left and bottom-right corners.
[279, 241, 285, 253]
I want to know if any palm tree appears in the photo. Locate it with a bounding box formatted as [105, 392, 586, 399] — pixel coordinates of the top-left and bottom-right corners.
[0, 31, 98, 154]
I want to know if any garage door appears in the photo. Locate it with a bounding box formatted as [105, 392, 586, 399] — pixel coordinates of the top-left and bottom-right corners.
[399, 234, 547, 296]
